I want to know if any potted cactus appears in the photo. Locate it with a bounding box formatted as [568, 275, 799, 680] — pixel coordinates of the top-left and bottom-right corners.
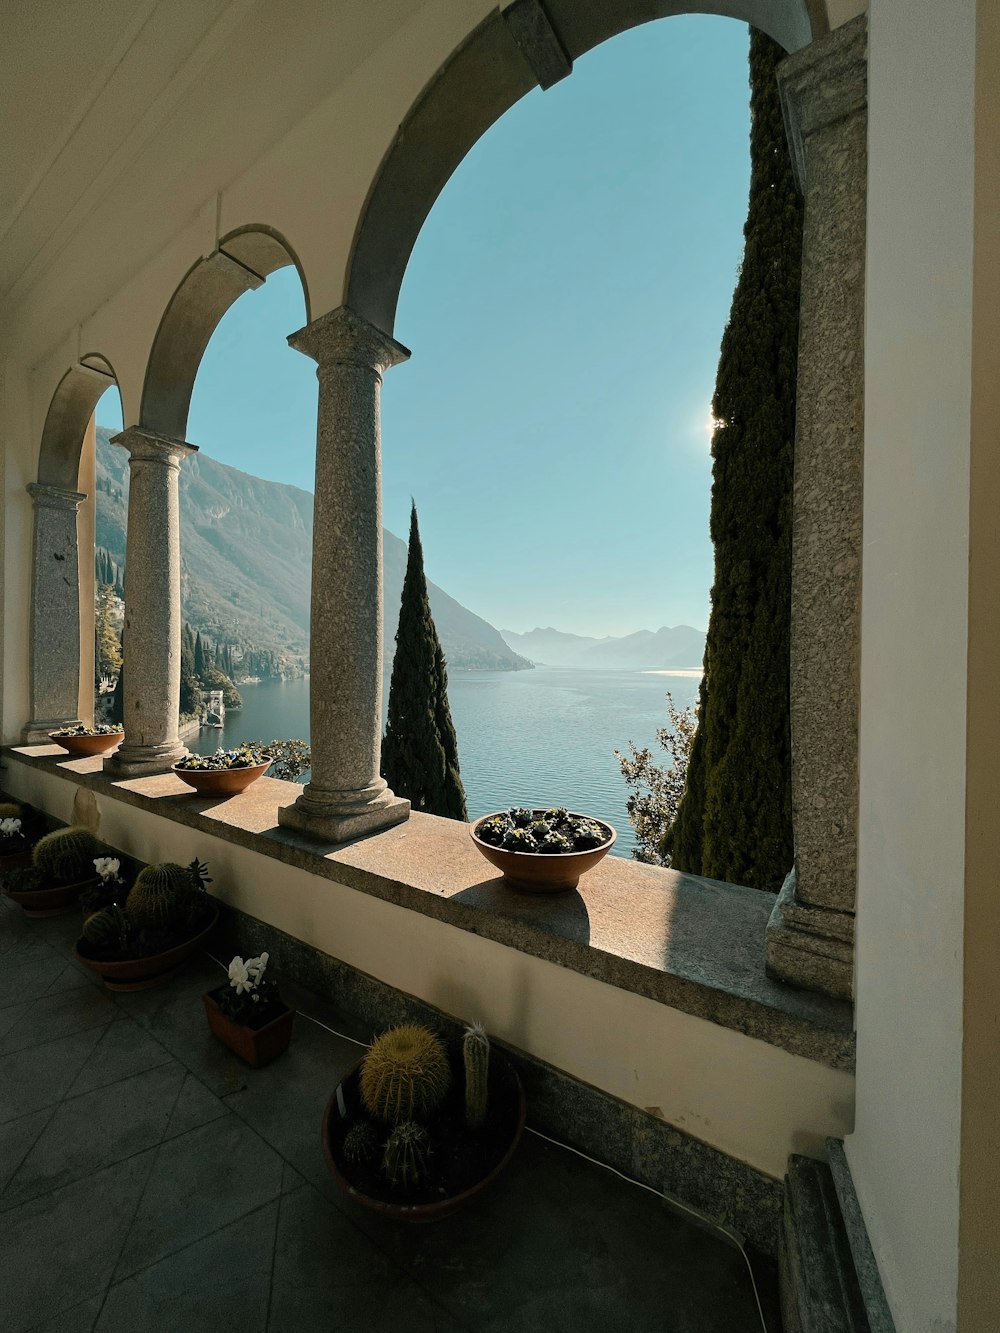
[75, 857, 217, 990]
[322, 1021, 525, 1221]
[172, 744, 272, 796]
[4, 825, 104, 916]
[0, 801, 33, 871]
[202, 952, 295, 1067]
[47, 723, 124, 757]
[469, 807, 617, 892]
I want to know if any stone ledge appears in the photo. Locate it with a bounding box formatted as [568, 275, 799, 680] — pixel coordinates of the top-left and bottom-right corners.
[4, 744, 855, 1071]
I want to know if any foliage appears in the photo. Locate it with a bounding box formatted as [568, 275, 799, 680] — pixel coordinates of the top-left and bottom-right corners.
[474, 808, 611, 855]
[199, 664, 243, 710]
[248, 739, 310, 782]
[381, 503, 468, 820]
[95, 584, 122, 684]
[360, 1025, 452, 1124]
[174, 744, 269, 772]
[666, 30, 801, 891]
[463, 1022, 490, 1127]
[50, 723, 123, 737]
[215, 952, 282, 1025]
[615, 693, 698, 866]
[32, 826, 103, 884]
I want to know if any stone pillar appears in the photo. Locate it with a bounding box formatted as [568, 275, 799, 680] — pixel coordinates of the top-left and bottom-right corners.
[23, 483, 86, 742]
[279, 305, 411, 843]
[766, 16, 867, 1000]
[103, 427, 196, 778]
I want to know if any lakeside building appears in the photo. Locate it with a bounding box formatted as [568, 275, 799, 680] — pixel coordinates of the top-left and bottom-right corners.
[1, 2, 996, 1328]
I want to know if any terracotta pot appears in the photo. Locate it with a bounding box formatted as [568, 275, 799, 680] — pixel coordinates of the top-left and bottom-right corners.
[469, 810, 616, 893]
[7, 874, 99, 918]
[0, 846, 34, 874]
[74, 903, 219, 991]
[322, 1045, 525, 1223]
[203, 989, 295, 1067]
[171, 759, 272, 796]
[48, 731, 123, 757]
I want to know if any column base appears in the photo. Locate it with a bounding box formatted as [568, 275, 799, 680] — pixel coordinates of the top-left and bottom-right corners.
[765, 869, 855, 1001]
[103, 741, 188, 779]
[22, 718, 82, 744]
[279, 781, 410, 844]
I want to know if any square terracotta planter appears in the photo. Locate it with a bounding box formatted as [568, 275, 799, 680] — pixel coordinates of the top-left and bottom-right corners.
[202, 988, 295, 1067]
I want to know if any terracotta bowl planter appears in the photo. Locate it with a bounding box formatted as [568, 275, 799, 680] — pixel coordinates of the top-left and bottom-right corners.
[171, 759, 272, 796]
[48, 731, 123, 757]
[203, 988, 295, 1067]
[470, 810, 616, 893]
[322, 1043, 525, 1223]
[0, 846, 34, 874]
[75, 903, 218, 991]
[7, 874, 99, 918]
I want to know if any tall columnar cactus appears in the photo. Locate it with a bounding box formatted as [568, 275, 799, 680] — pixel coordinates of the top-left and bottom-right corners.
[382, 1121, 431, 1189]
[463, 1021, 490, 1127]
[125, 862, 192, 931]
[360, 1025, 451, 1124]
[32, 826, 102, 884]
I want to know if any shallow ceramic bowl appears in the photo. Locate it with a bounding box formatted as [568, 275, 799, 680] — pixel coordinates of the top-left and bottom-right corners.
[470, 809, 616, 893]
[171, 758, 272, 796]
[48, 731, 123, 757]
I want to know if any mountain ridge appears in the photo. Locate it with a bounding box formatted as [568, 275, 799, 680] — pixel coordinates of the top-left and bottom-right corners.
[501, 623, 705, 670]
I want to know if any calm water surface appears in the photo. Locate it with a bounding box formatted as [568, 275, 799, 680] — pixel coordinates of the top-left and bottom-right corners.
[189, 667, 701, 858]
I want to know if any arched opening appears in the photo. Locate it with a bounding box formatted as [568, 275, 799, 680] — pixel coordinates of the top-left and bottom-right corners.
[24, 358, 124, 740]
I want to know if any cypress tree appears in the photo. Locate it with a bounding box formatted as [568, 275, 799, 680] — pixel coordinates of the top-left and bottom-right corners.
[194, 631, 205, 678]
[381, 502, 467, 820]
[665, 29, 801, 891]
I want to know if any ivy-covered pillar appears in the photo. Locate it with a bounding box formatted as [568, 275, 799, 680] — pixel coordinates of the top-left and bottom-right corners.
[278, 305, 411, 843]
[23, 483, 86, 742]
[766, 16, 868, 1000]
[103, 428, 196, 777]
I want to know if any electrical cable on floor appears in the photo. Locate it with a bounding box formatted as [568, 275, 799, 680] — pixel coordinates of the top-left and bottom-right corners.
[206, 950, 768, 1331]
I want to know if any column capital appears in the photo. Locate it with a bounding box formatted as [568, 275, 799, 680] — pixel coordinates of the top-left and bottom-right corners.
[288, 305, 410, 376]
[112, 426, 198, 465]
[778, 14, 867, 190]
[26, 482, 85, 511]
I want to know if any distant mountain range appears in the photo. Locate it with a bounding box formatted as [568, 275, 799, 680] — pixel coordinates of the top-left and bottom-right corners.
[500, 624, 705, 671]
[94, 427, 531, 674]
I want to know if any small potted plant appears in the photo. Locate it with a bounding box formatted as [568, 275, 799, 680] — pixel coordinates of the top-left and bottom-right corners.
[322, 1020, 525, 1221]
[75, 857, 217, 990]
[172, 744, 272, 796]
[0, 802, 32, 871]
[79, 854, 128, 916]
[5, 825, 104, 916]
[202, 952, 295, 1067]
[48, 723, 124, 757]
[469, 807, 617, 892]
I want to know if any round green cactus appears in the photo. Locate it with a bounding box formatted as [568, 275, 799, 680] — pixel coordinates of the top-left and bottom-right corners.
[382, 1121, 431, 1189]
[125, 862, 192, 931]
[32, 826, 102, 885]
[359, 1025, 451, 1124]
[0, 801, 22, 820]
[82, 905, 131, 951]
[342, 1121, 380, 1167]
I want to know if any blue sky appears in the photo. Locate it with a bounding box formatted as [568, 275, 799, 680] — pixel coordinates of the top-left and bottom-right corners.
[99, 15, 751, 639]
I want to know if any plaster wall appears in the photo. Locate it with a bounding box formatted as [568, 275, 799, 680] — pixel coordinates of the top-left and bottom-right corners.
[849, 1, 974, 1329]
[5, 760, 853, 1182]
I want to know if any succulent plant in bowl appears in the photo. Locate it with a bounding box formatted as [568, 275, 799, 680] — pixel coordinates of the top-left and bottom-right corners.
[172, 744, 272, 796]
[470, 808, 616, 893]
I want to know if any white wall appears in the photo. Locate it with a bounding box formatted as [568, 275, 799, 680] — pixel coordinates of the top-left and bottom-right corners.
[849, 2, 975, 1330]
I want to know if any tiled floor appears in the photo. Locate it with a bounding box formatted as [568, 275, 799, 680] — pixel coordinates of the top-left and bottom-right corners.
[0, 892, 778, 1332]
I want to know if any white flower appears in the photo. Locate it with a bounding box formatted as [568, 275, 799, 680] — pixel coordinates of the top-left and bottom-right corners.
[246, 952, 268, 982]
[252, 993, 260, 1002]
[0, 818, 21, 836]
[94, 856, 121, 881]
[228, 956, 252, 994]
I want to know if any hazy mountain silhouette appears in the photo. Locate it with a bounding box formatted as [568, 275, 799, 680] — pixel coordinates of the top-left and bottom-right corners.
[501, 624, 705, 670]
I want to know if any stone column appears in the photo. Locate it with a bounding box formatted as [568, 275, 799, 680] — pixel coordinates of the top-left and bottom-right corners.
[766, 16, 867, 1000]
[103, 428, 196, 778]
[23, 483, 86, 742]
[279, 305, 411, 843]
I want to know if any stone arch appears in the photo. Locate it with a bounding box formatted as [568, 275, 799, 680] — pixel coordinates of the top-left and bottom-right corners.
[140, 225, 309, 439]
[345, 0, 823, 337]
[25, 356, 124, 740]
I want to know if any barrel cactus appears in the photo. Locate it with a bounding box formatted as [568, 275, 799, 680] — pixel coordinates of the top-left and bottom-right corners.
[382, 1121, 431, 1189]
[32, 826, 102, 884]
[342, 1121, 380, 1168]
[360, 1025, 451, 1124]
[463, 1021, 490, 1127]
[0, 801, 22, 820]
[82, 905, 132, 951]
[125, 862, 192, 931]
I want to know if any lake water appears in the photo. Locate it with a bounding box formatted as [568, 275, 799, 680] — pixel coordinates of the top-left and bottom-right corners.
[188, 667, 702, 858]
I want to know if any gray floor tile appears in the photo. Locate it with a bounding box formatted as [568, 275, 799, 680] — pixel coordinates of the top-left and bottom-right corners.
[0, 951, 80, 1008]
[95, 1202, 276, 1333]
[65, 1018, 174, 1097]
[0, 1149, 156, 1333]
[268, 1185, 467, 1332]
[0, 1024, 108, 1123]
[114, 1112, 284, 1279]
[163, 1070, 230, 1139]
[4, 1062, 189, 1206]
[25, 1294, 103, 1333]
[0, 1106, 56, 1194]
[0, 998, 32, 1041]
[0, 982, 115, 1056]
